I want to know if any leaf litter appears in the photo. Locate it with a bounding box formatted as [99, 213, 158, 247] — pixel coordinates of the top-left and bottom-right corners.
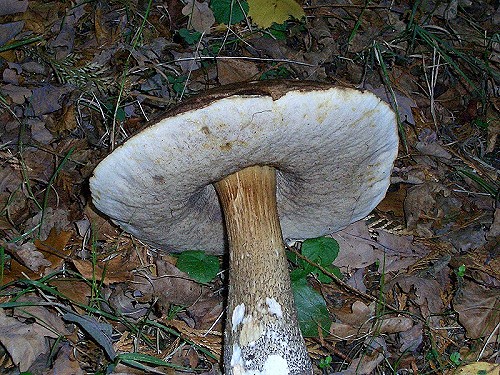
[0, 0, 498, 373]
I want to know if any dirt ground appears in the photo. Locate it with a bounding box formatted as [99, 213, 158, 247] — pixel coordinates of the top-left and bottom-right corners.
[0, 0, 499, 374]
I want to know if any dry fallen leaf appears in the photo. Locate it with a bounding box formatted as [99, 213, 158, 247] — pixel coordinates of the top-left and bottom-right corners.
[34, 227, 73, 269]
[453, 281, 500, 339]
[454, 362, 500, 375]
[182, 0, 215, 34]
[404, 182, 450, 233]
[217, 58, 260, 85]
[0, 309, 59, 372]
[45, 342, 84, 375]
[6, 241, 51, 272]
[133, 259, 204, 309]
[344, 337, 387, 374]
[72, 255, 134, 285]
[0, 0, 29, 16]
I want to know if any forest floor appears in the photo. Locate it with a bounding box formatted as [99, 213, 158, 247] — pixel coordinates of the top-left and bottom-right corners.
[0, 0, 499, 374]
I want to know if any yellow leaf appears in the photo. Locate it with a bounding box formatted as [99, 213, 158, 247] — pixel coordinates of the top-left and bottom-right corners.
[248, 0, 305, 28]
[455, 362, 499, 375]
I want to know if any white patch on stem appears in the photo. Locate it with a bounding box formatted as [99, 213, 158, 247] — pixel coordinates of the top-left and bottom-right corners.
[262, 355, 289, 375]
[232, 354, 290, 375]
[266, 297, 283, 318]
[231, 344, 243, 367]
[232, 303, 245, 331]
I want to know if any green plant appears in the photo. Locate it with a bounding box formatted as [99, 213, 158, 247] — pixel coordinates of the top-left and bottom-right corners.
[287, 237, 341, 337]
[456, 168, 499, 198]
[210, 0, 249, 25]
[290, 236, 342, 283]
[177, 28, 203, 45]
[449, 351, 461, 366]
[167, 74, 188, 96]
[175, 250, 220, 283]
[318, 355, 333, 369]
[260, 64, 292, 80]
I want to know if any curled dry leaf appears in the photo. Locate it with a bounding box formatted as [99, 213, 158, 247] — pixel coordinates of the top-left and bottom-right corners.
[389, 275, 447, 329]
[404, 182, 450, 233]
[399, 322, 424, 353]
[14, 295, 70, 336]
[333, 220, 429, 273]
[34, 227, 73, 269]
[164, 319, 222, 359]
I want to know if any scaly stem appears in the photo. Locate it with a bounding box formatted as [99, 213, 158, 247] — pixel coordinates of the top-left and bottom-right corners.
[215, 165, 312, 375]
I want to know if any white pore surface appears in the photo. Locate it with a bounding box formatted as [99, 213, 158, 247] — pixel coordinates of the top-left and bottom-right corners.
[90, 86, 398, 254]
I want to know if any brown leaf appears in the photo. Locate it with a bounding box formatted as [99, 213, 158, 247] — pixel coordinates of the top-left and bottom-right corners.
[49, 278, 92, 311]
[453, 281, 500, 339]
[344, 337, 386, 374]
[379, 316, 414, 334]
[182, 0, 215, 34]
[49, 103, 77, 133]
[84, 203, 119, 240]
[0, 309, 59, 372]
[43, 342, 84, 375]
[376, 184, 407, 217]
[391, 275, 447, 329]
[133, 259, 204, 309]
[164, 319, 222, 359]
[14, 296, 70, 336]
[171, 344, 200, 368]
[9, 241, 51, 272]
[72, 255, 134, 285]
[217, 59, 260, 85]
[0, 83, 32, 104]
[34, 227, 73, 269]
[0, 255, 40, 285]
[187, 295, 224, 331]
[404, 182, 450, 234]
[0, 0, 29, 16]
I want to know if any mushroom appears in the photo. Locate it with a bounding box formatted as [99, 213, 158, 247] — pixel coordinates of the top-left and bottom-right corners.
[90, 80, 398, 374]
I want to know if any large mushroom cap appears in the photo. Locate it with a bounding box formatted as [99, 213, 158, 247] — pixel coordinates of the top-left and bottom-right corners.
[90, 80, 398, 254]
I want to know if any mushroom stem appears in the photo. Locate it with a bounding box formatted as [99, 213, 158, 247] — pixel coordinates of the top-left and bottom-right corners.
[215, 165, 312, 375]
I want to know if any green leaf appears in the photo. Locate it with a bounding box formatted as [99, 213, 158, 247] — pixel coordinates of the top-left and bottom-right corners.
[211, 0, 249, 25]
[313, 265, 343, 284]
[267, 22, 288, 40]
[301, 237, 339, 267]
[177, 28, 202, 45]
[449, 351, 461, 366]
[292, 278, 331, 337]
[176, 250, 220, 283]
[290, 268, 310, 282]
[260, 65, 291, 80]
